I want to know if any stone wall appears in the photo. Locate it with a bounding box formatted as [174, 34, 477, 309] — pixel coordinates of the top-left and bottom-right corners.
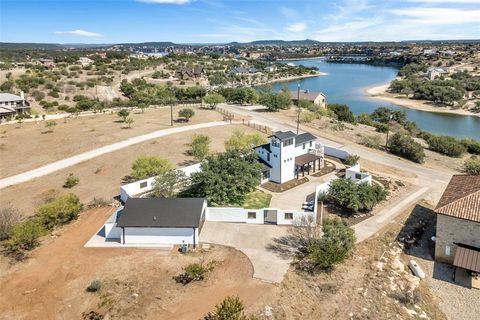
[435, 214, 480, 263]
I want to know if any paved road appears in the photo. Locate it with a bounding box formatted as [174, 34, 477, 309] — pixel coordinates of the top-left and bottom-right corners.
[0, 121, 228, 189]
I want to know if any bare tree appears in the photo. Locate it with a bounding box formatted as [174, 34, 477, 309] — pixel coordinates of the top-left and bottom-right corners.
[0, 206, 22, 240]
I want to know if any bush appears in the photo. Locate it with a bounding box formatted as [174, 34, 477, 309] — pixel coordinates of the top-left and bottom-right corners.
[461, 139, 480, 155]
[5, 220, 45, 253]
[465, 156, 480, 175]
[388, 132, 425, 163]
[86, 280, 102, 292]
[189, 134, 211, 161]
[426, 135, 466, 157]
[174, 261, 215, 285]
[178, 108, 195, 122]
[361, 135, 383, 149]
[295, 218, 355, 273]
[344, 154, 360, 166]
[328, 178, 388, 213]
[327, 103, 355, 123]
[203, 296, 254, 320]
[36, 193, 83, 230]
[63, 173, 79, 188]
[300, 111, 316, 123]
[130, 156, 172, 180]
[0, 206, 22, 240]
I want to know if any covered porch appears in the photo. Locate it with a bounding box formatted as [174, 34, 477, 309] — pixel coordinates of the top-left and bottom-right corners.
[452, 245, 480, 289]
[294, 153, 323, 179]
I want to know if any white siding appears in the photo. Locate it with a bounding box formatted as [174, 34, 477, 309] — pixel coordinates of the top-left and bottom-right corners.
[324, 146, 349, 160]
[123, 227, 195, 245]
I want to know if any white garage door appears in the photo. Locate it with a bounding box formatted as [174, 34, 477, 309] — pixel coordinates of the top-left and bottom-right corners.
[124, 227, 195, 245]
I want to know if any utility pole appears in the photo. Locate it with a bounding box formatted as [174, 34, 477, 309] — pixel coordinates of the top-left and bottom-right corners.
[296, 82, 301, 135]
[385, 114, 393, 150]
[170, 87, 175, 127]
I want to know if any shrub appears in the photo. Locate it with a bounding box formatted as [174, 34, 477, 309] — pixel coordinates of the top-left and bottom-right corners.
[461, 139, 480, 155]
[344, 154, 360, 166]
[426, 135, 466, 157]
[388, 132, 425, 163]
[5, 220, 45, 253]
[373, 122, 388, 133]
[189, 134, 211, 161]
[178, 108, 195, 122]
[327, 103, 355, 123]
[0, 206, 22, 240]
[203, 296, 254, 320]
[86, 280, 102, 292]
[361, 135, 383, 149]
[130, 156, 172, 180]
[63, 173, 79, 188]
[295, 218, 355, 273]
[328, 178, 388, 213]
[36, 193, 83, 230]
[300, 111, 316, 123]
[174, 261, 215, 285]
[465, 156, 480, 175]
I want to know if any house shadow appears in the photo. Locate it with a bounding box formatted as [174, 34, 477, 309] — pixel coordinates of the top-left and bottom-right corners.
[96, 226, 106, 237]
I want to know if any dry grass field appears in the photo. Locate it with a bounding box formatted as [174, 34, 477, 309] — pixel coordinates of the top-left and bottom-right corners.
[0, 107, 224, 178]
[0, 124, 265, 216]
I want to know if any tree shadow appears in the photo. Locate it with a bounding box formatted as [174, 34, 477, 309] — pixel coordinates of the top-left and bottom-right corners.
[265, 232, 302, 259]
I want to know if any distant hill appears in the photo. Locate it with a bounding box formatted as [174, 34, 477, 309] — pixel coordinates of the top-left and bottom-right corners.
[0, 42, 64, 50]
[227, 39, 321, 46]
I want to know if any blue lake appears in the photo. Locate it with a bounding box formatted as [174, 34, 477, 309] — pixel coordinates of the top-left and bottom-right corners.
[272, 59, 479, 140]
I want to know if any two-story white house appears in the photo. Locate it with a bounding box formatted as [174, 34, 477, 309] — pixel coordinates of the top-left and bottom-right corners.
[254, 131, 324, 184]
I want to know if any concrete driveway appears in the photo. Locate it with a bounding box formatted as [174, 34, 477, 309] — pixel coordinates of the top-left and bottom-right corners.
[200, 221, 293, 283]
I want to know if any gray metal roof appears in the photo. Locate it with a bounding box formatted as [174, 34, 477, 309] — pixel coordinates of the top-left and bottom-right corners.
[254, 143, 271, 153]
[295, 132, 317, 146]
[272, 131, 296, 141]
[0, 93, 23, 103]
[117, 198, 205, 228]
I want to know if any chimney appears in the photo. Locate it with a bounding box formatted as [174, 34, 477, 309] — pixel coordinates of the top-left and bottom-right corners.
[20, 91, 25, 100]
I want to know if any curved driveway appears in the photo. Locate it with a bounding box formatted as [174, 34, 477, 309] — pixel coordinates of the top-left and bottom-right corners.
[0, 121, 228, 189]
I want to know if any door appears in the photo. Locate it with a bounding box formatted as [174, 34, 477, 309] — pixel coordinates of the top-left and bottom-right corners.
[263, 210, 277, 224]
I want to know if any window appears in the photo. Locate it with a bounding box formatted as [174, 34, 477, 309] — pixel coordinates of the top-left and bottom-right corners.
[272, 140, 280, 148]
[303, 143, 306, 149]
[139, 181, 148, 188]
[267, 153, 270, 161]
[283, 138, 293, 147]
[248, 212, 256, 219]
[355, 173, 362, 180]
[284, 212, 293, 220]
[309, 141, 313, 147]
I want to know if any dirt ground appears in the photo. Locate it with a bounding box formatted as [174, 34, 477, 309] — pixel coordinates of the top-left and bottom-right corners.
[266, 201, 447, 320]
[0, 107, 224, 178]
[0, 207, 275, 320]
[0, 124, 265, 216]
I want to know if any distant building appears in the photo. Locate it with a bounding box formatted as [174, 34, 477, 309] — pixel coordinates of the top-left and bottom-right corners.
[254, 131, 324, 184]
[426, 67, 449, 80]
[176, 66, 204, 79]
[37, 58, 55, 68]
[0, 92, 30, 120]
[77, 57, 94, 66]
[434, 175, 480, 276]
[290, 90, 327, 109]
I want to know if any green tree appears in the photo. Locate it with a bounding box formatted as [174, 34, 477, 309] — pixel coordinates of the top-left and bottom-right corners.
[151, 169, 188, 198]
[178, 108, 195, 122]
[125, 117, 134, 128]
[295, 218, 356, 273]
[118, 108, 130, 122]
[63, 173, 79, 188]
[465, 156, 480, 175]
[225, 130, 267, 152]
[203, 93, 225, 109]
[327, 104, 355, 123]
[5, 220, 46, 253]
[426, 135, 466, 157]
[45, 120, 57, 133]
[388, 132, 426, 163]
[190, 134, 211, 161]
[130, 156, 172, 180]
[36, 193, 83, 230]
[186, 150, 262, 206]
[260, 90, 291, 111]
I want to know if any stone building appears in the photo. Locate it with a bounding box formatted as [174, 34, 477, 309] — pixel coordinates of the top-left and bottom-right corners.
[434, 175, 480, 271]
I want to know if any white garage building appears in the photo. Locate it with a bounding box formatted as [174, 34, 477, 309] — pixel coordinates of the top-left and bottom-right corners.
[107, 197, 207, 247]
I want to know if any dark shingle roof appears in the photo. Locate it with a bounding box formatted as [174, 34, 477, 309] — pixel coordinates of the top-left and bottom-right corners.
[295, 132, 317, 146]
[254, 143, 271, 153]
[117, 198, 205, 228]
[435, 175, 480, 223]
[272, 131, 296, 141]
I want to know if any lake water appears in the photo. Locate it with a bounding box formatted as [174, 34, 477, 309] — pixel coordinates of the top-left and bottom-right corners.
[272, 59, 480, 140]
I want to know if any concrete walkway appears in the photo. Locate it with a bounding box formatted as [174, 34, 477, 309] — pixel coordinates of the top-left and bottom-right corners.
[0, 121, 228, 189]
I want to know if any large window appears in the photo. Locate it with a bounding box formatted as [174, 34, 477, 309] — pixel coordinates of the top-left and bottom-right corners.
[272, 140, 280, 148]
[284, 212, 293, 220]
[140, 181, 148, 188]
[283, 138, 293, 147]
[248, 212, 256, 219]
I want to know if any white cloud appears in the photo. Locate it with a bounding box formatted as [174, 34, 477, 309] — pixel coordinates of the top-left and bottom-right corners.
[54, 29, 103, 38]
[136, 0, 193, 4]
[388, 7, 480, 25]
[407, 0, 480, 3]
[286, 22, 307, 32]
[279, 7, 300, 20]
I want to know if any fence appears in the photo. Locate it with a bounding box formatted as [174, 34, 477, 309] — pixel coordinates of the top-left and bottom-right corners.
[241, 119, 273, 135]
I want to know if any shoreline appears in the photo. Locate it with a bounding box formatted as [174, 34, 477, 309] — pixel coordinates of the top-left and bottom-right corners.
[365, 83, 480, 118]
[262, 72, 326, 85]
[276, 56, 325, 61]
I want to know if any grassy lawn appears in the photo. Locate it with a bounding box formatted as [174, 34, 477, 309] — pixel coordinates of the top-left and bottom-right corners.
[242, 190, 272, 209]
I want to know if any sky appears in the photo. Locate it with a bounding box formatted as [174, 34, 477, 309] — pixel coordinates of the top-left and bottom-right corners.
[0, 0, 479, 44]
